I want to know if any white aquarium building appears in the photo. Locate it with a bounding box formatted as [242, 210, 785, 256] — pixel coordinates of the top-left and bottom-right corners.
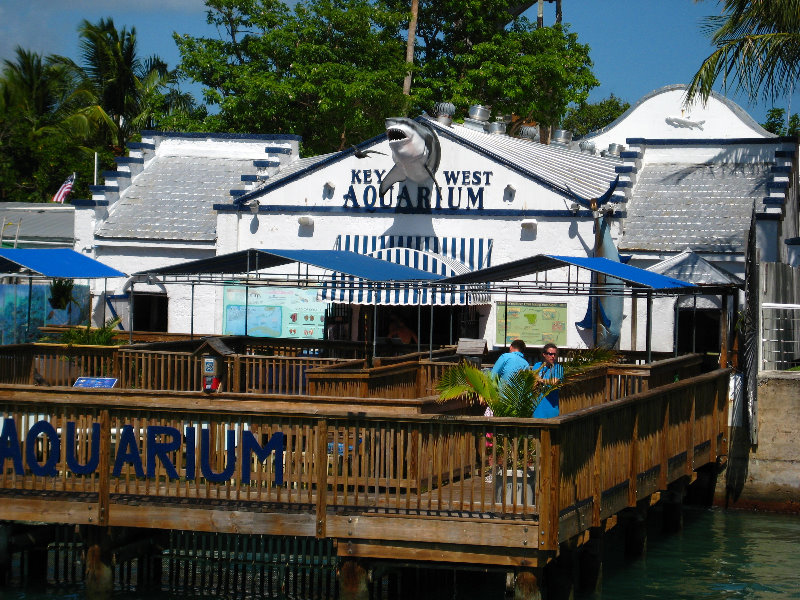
[75, 86, 799, 354]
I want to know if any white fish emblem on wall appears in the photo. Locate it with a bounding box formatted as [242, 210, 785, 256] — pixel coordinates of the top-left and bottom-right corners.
[665, 116, 705, 130]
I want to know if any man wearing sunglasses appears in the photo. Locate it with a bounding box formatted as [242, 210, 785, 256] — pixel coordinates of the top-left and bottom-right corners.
[532, 343, 563, 418]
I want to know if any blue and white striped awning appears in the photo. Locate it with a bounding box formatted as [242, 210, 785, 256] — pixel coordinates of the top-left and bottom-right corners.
[320, 235, 493, 305]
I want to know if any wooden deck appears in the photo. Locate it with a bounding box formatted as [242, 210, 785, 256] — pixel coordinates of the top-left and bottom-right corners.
[0, 351, 728, 567]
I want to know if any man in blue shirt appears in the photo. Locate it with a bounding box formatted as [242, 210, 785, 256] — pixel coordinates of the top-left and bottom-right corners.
[532, 343, 564, 418]
[491, 339, 529, 382]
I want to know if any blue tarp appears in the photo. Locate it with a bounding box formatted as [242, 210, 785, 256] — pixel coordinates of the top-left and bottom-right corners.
[439, 254, 696, 291]
[138, 248, 444, 282]
[0, 249, 126, 278]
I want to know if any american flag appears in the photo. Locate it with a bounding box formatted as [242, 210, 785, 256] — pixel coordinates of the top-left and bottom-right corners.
[52, 172, 75, 203]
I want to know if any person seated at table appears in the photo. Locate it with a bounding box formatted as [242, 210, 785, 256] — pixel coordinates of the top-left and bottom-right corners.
[532, 343, 563, 418]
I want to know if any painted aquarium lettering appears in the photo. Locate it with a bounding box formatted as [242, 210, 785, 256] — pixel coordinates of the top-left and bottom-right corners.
[0, 418, 285, 484]
[343, 169, 495, 212]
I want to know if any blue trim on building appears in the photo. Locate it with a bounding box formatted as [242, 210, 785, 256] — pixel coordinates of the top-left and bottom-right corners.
[762, 197, 785, 205]
[265, 147, 292, 155]
[114, 156, 144, 165]
[615, 165, 635, 173]
[126, 142, 155, 150]
[89, 185, 117, 193]
[771, 165, 792, 173]
[102, 170, 131, 179]
[253, 160, 280, 168]
[140, 130, 302, 142]
[626, 137, 796, 146]
[776, 150, 796, 158]
[241, 174, 259, 182]
[229, 190, 247, 197]
[785, 237, 800, 245]
[755, 212, 782, 220]
[619, 151, 642, 159]
[71, 199, 109, 207]
[214, 203, 625, 219]
[767, 181, 789, 190]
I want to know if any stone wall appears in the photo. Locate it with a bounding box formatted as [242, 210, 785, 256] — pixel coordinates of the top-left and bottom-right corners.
[716, 371, 800, 512]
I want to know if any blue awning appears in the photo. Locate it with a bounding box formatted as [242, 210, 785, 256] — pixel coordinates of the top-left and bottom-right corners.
[138, 248, 444, 282]
[0, 249, 126, 278]
[439, 254, 696, 291]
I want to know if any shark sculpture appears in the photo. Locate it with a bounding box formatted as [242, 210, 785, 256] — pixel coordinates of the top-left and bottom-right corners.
[379, 117, 441, 198]
[566, 177, 624, 348]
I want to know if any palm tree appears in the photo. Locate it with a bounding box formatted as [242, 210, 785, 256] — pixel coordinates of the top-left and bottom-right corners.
[687, 0, 800, 104]
[77, 18, 194, 151]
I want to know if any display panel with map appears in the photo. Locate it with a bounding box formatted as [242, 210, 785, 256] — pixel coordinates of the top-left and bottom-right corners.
[495, 302, 568, 347]
[223, 287, 328, 339]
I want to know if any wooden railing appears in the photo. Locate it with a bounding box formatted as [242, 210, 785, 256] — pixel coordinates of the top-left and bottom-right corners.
[306, 360, 421, 399]
[0, 368, 728, 554]
[0, 343, 116, 386]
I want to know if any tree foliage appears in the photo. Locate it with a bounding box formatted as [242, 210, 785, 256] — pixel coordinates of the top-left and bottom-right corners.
[761, 107, 800, 136]
[177, 0, 598, 153]
[175, 0, 409, 154]
[687, 0, 800, 104]
[0, 18, 197, 203]
[561, 94, 630, 138]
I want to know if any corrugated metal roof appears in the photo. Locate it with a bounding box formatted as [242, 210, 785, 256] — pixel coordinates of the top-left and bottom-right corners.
[619, 162, 769, 253]
[647, 249, 743, 286]
[97, 156, 255, 241]
[424, 118, 621, 200]
[0, 203, 74, 247]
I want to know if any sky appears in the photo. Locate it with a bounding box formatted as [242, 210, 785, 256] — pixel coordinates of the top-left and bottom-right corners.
[1, 0, 799, 126]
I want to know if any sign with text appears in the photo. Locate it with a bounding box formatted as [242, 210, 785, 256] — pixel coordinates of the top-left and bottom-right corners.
[223, 287, 327, 339]
[496, 302, 568, 347]
[73, 377, 118, 388]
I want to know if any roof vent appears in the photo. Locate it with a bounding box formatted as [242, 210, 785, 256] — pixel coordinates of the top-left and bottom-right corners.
[468, 104, 491, 122]
[579, 140, 596, 154]
[606, 143, 624, 157]
[518, 125, 539, 141]
[551, 129, 573, 146]
[434, 102, 456, 126]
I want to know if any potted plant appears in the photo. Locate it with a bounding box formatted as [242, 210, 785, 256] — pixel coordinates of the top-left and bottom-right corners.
[436, 348, 618, 504]
[48, 278, 75, 310]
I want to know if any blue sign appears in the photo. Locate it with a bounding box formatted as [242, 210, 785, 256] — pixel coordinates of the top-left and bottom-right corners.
[73, 377, 118, 388]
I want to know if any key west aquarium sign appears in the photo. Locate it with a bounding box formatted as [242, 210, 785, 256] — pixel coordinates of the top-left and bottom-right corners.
[341, 117, 494, 213]
[0, 418, 285, 484]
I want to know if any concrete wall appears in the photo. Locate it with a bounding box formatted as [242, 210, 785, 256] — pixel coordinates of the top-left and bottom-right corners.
[717, 371, 800, 512]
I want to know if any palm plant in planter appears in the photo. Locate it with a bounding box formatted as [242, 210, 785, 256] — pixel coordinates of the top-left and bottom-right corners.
[436, 348, 618, 502]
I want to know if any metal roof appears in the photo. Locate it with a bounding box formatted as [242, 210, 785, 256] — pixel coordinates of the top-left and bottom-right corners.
[424, 117, 621, 200]
[647, 249, 743, 286]
[619, 162, 769, 253]
[439, 254, 696, 291]
[0, 203, 74, 248]
[136, 248, 444, 282]
[97, 155, 258, 241]
[0, 248, 126, 278]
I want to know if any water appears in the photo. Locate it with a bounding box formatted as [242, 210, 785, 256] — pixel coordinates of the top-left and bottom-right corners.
[586, 508, 800, 600]
[2, 508, 799, 599]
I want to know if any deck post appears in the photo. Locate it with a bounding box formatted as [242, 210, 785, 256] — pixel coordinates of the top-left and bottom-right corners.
[537, 427, 561, 552]
[513, 568, 543, 600]
[578, 527, 603, 594]
[0, 524, 10, 585]
[546, 539, 578, 600]
[622, 498, 648, 558]
[338, 559, 369, 600]
[661, 477, 687, 533]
